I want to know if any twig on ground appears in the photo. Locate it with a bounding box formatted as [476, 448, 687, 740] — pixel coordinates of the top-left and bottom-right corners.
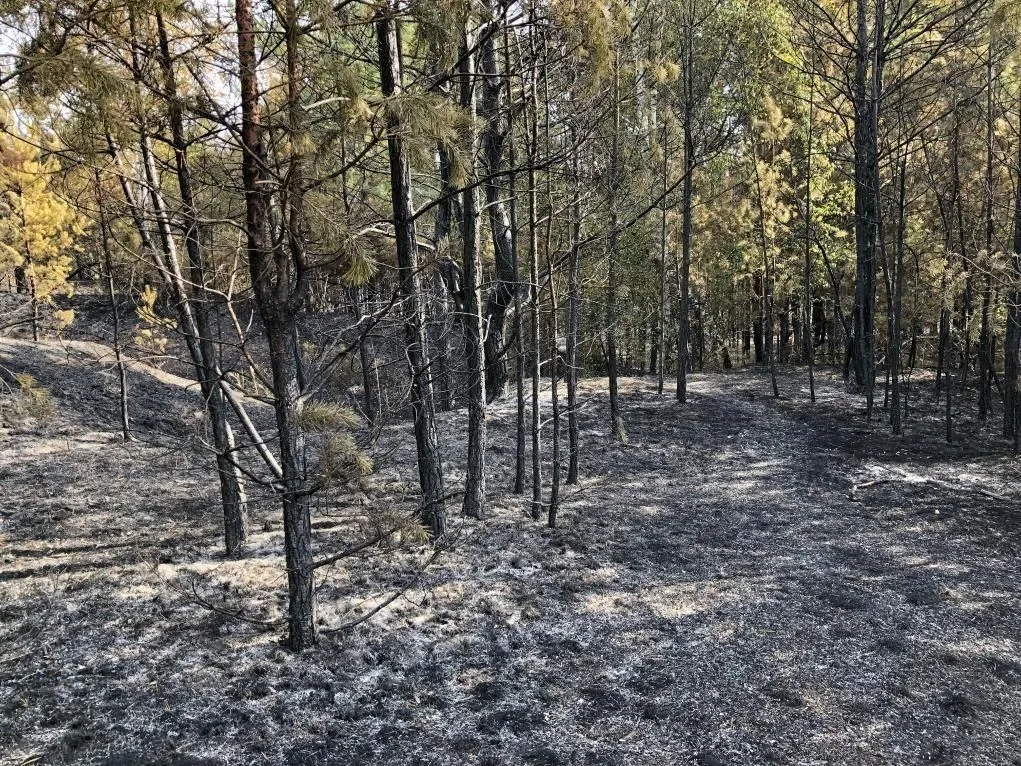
[851, 467, 1011, 503]
[162, 576, 286, 630]
[849, 478, 891, 500]
[320, 547, 444, 634]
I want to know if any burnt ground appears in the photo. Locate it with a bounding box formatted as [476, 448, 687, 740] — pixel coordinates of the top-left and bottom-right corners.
[2, 337, 1021, 766]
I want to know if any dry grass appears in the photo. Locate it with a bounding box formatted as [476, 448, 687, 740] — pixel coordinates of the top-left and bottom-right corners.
[2, 338, 1020, 766]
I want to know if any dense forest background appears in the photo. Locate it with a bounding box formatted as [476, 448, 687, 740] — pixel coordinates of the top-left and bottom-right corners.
[1, 0, 1021, 656]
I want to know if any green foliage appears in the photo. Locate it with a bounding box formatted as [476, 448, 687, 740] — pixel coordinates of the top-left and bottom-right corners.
[301, 401, 372, 489]
[1, 372, 55, 426]
[298, 402, 360, 432]
[133, 285, 174, 357]
[315, 430, 374, 489]
[550, 0, 631, 85]
[360, 503, 431, 549]
[0, 120, 87, 318]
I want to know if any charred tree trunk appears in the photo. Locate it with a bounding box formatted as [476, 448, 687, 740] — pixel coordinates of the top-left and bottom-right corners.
[157, 11, 248, 553]
[751, 137, 779, 399]
[1004, 118, 1021, 444]
[889, 152, 907, 434]
[851, 0, 883, 413]
[526, 46, 543, 518]
[658, 118, 669, 396]
[978, 54, 995, 422]
[354, 286, 379, 421]
[95, 170, 131, 442]
[566, 129, 582, 485]
[376, 7, 446, 534]
[752, 274, 764, 364]
[547, 255, 562, 527]
[607, 55, 626, 439]
[507, 30, 525, 494]
[460, 31, 487, 519]
[236, 0, 315, 650]
[480, 11, 516, 403]
[804, 70, 816, 402]
[676, 22, 695, 404]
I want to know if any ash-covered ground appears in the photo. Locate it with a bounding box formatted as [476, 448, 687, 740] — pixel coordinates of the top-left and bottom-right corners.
[2, 338, 1020, 765]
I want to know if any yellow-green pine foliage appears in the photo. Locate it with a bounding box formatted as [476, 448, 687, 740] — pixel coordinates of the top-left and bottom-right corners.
[0, 125, 87, 313]
[133, 284, 174, 356]
[0, 372, 54, 426]
[300, 402, 373, 488]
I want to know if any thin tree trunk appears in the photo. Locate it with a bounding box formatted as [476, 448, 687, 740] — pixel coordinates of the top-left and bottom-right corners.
[567, 130, 582, 485]
[658, 117, 669, 396]
[526, 42, 543, 518]
[460, 31, 487, 520]
[431, 153, 455, 415]
[540, 48, 559, 521]
[354, 286, 378, 421]
[376, 6, 446, 535]
[804, 70, 816, 402]
[268, 322, 316, 650]
[480, 8, 516, 403]
[108, 134, 279, 481]
[751, 138, 779, 398]
[508, 31, 526, 495]
[547, 255, 561, 527]
[677, 3, 694, 404]
[236, 0, 315, 650]
[945, 315, 953, 443]
[96, 169, 131, 441]
[978, 53, 995, 421]
[852, 0, 883, 410]
[890, 151, 907, 434]
[607, 54, 626, 440]
[157, 11, 248, 553]
[1004, 109, 1021, 444]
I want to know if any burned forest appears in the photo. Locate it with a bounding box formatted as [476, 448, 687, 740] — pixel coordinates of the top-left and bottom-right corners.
[1, 0, 1021, 764]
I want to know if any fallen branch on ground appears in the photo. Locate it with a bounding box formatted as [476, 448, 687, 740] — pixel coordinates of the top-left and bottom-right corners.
[850, 468, 1010, 503]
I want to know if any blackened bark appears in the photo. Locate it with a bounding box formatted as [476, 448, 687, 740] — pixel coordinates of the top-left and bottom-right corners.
[95, 169, 131, 442]
[480, 12, 516, 402]
[752, 274, 764, 364]
[547, 255, 562, 527]
[236, 0, 315, 649]
[376, 6, 446, 535]
[676, 0, 696, 404]
[157, 12, 248, 554]
[804, 70, 816, 402]
[354, 286, 379, 421]
[851, 0, 882, 411]
[1004, 132, 1021, 442]
[567, 134, 582, 485]
[978, 55, 995, 421]
[432, 144, 457, 413]
[658, 119, 669, 396]
[461, 32, 487, 520]
[751, 141, 779, 399]
[889, 154, 907, 434]
[269, 321, 316, 650]
[527, 96, 543, 518]
[608, 57, 625, 439]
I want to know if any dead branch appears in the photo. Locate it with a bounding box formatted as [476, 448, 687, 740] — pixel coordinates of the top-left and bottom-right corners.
[163, 577, 286, 630]
[849, 478, 891, 500]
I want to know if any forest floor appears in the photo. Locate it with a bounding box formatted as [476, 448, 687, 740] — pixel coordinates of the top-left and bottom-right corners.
[2, 337, 1021, 766]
